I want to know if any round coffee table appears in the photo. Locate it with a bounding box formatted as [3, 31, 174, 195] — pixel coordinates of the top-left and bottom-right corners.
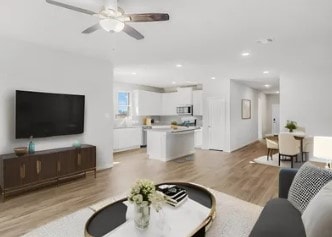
[85, 182, 216, 237]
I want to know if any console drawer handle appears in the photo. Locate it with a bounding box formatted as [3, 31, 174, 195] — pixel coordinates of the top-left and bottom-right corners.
[20, 164, 26, 178]
[57, 161, 61, 172]
[77, 153, 82, 166]
[36, 160, 42, 174]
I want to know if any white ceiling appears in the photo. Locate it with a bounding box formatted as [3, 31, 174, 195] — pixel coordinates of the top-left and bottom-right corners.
[235, 78, 279, 94]
[1, 0, 332, 91]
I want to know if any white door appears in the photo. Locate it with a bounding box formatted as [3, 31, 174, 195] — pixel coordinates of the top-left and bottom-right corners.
[208, 98, 225, 150]
[272, 104, 280, 134]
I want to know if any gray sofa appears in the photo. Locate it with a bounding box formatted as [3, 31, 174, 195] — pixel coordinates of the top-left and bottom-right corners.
[249, 168, 306, 237]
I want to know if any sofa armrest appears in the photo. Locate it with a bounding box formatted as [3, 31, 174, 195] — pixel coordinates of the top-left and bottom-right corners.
[279, 168, 298, 198]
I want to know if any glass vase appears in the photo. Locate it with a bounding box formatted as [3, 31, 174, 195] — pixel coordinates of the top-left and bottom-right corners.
[134, 201, 150, 230]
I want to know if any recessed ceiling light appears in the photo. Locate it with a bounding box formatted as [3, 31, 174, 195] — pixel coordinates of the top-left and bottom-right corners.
[172, 81, 176, 84]
[241, 52, 250, 57]
[276, 91, 280, 94]
[264, 84, 271, 88]
[176, 64, 183, 68]
[211, 77, 216, 80]
[131, 72, 137, 75]
[263, 71, 270, 74]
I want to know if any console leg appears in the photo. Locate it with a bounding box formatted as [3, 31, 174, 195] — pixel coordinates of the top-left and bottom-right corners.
[2, 190, 5, 202]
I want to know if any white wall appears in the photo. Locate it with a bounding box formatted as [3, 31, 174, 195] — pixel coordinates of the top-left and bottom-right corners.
[258, 92, 267, 139]
[113, 81, 163, 95]
[229, 80, 259, 151]
[0, 37, 114, 170]
[280, 70, 332, 136]
[265, 94, 280, 135]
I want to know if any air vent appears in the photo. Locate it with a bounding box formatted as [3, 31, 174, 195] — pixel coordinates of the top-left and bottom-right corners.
[256, 38, 273, 44]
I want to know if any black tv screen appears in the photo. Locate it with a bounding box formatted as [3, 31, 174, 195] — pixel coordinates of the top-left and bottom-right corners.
[15, 90, 85, 138]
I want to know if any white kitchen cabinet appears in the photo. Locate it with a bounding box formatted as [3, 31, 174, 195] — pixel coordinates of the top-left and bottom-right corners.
[176, 87, 193, 105]
[113, 127, 142, 152]
[147, 129, 195, 161]
[162, 92, 178, 115]
[194, 128, 203, 148]
[133, 90, 162, 116]
[162, 88, 193, 115]
[192, 90, 203, 116]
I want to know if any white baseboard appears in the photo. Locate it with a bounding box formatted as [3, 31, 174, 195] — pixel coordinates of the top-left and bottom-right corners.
[113, 145, 141, 153]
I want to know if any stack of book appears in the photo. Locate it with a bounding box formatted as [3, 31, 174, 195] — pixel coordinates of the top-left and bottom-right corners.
[158, 185, 188, 207]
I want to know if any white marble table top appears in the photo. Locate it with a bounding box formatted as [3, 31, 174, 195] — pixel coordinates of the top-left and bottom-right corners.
[104, 199, 210, 237]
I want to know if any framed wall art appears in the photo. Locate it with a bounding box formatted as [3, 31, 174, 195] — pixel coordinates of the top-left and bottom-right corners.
[241, 99, 251, 119]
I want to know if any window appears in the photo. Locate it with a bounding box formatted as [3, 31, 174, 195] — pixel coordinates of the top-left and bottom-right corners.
[116, 91, 130, 117]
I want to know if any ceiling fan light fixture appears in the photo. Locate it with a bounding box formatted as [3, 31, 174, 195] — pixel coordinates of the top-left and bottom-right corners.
[99, 18, 125, 32]
[45, 0, 169, 40]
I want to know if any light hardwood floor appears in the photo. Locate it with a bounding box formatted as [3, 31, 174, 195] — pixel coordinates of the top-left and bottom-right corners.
[0, 141, 279, 237]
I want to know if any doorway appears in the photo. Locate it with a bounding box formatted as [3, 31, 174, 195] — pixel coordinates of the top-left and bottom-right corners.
[272, 104, 280, 135]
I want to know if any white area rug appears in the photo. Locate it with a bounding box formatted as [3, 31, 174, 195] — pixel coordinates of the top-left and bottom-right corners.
[206, 190, 262, 237]
[22, 208, 94, 237]
[253, 154, 325, 168]
[22, 190, 262, 237]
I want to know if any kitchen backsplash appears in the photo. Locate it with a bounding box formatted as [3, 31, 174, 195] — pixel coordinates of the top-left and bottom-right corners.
[114, 115, 202, 128]
[157, 115, 202, 126]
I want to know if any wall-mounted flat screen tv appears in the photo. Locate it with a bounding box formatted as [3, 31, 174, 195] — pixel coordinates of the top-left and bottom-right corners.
[15, 90, 85, 138]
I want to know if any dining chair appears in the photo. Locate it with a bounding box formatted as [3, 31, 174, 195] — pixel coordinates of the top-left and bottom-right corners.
[303, 136, 314, 161]
[278, 133, 301, 168]
[266, 138, 279, 161]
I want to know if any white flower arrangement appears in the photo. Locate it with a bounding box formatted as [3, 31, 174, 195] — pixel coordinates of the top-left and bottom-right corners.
[149, 191, 165, 212]
[129, 179, 166, 212]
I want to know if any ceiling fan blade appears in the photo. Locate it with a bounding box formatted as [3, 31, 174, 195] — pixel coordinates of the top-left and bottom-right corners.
[122, 24, 144, 40]
[117, 7, 125, 15]
[82, 24, 101, 34]
[124, 13, 169, 22]
[46, 0, 97, 15]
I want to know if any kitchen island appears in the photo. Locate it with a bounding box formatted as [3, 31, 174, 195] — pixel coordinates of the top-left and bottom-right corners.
[147, 127, 197, 162]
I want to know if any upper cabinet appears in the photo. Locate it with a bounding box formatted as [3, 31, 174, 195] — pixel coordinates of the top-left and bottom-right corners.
[162, 92, 178, 116]
[133, 88, 202, 116]
[133, 90, 162, 116]
[177, 87, 193, 105]
[162, 88, 192, 115]
[192, 90, 203, 116]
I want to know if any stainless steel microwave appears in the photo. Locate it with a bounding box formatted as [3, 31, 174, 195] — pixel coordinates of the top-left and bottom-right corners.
[176, 105, 193, 115]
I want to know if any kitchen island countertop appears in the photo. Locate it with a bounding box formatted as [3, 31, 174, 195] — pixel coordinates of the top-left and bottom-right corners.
[148, 126, 200, 133]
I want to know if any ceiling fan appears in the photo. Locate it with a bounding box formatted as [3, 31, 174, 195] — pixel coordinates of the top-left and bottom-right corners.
[45, 0, 169, 40]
